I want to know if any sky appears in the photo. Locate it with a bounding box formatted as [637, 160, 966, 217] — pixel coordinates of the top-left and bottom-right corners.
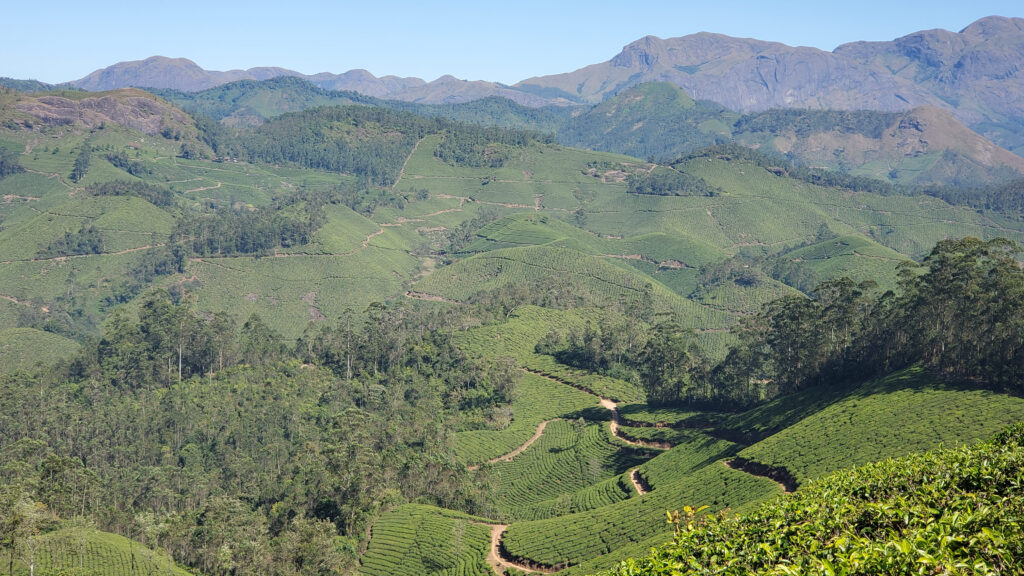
[3, 0, 1022, 85]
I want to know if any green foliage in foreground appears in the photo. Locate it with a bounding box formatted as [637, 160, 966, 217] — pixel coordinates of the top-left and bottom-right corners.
[604, 423, 1024, 576]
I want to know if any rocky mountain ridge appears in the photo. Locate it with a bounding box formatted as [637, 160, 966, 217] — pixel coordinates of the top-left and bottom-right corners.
[7, 16, 1023, 152]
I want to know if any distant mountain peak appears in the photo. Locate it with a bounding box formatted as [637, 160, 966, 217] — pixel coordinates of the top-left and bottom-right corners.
[611, 36, 666, 69]
[960, 15, 1024, 37]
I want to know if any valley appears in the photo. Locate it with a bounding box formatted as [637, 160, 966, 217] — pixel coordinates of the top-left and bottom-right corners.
[2, 15, 1024, 574]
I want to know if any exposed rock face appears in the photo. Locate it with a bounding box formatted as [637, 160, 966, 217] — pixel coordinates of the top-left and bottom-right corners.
[516, 33, 940, 111]
[516, 16, 1024, 153]
[14, 89, 192, 136]
[834, 16, 1024, 125]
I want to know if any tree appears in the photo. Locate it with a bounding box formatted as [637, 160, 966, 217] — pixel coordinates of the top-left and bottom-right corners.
[640, 323, 702, 405]
[70, 145, 90, 183]
[0, 490, 45, 576]
[240, 313, 287, 365]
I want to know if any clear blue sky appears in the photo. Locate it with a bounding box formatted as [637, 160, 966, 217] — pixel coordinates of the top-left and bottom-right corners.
[3, 1, 1021, 85]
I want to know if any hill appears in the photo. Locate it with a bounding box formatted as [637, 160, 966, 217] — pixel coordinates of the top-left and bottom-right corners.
[559, 83, 1024, 187]
[154, 76, 573, 131]
[517, 16, 1024, 153]
[605, 422, 1024, 575]
[733, 105, 1024, 187]
[5, 522, 195, 576]
[151, 77, 1024, 189]
[3, 86, 1022, 347]
[555, 82, 736, 161]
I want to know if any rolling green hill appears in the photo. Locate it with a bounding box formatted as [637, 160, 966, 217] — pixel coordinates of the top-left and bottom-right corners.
[7, 524, 195, 576]
[2, 83, 1022, 354]
[2, 84, 1024, 576]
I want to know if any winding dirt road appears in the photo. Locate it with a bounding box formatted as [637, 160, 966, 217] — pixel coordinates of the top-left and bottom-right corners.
[485, 524, 556, 575]
[468, 420, 555, 471]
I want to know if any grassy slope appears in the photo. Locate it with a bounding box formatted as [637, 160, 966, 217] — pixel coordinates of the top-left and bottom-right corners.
[3, 90, 1023, 350]
[0, 327, 79, 374]
[453, 371, 598, 465]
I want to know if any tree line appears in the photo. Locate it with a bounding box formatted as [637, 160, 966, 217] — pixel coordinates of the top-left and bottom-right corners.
[193, 105, 549, 187]
[626, 166, 718, 197]
[539, 237, 1024, 408]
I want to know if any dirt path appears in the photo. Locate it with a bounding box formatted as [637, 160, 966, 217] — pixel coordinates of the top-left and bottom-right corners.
[852, 250, 903, 262]
[468, 420, 554, 471]
[0, 243, 166, 266]
[404, 291, 461, 304]
[434, 193, 468, 207]
[525, 369, 670, 451]
[2, 194, 40, 204]
[630, 468, 649, 495]
[600, 253, 657, 265]
[25, 169, 78, 193]
[486, 524, 556, 575]
[394, 137, 423, 189]
[360, 229, 383, 248]
[184, 181, 222, 193]
[0, 294, 49, 313]
[602, 397, 672, 450]
[722, 459, 795, 494]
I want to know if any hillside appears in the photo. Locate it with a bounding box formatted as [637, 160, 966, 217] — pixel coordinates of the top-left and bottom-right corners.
[154, 76, 573, 131]
[517, 16, 1024, 153]
[559, 83, 1024, 187]
[1, 84, 1024, 576]
[2, 86, 1022, 348]
[605, 422, 1024, 575]
[5, 523, 195, 576]
[137, 77, 1024, 189]
[734, 105, 1024, 186]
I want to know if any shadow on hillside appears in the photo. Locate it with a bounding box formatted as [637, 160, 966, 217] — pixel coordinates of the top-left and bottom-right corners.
[715, 365, 994, 444]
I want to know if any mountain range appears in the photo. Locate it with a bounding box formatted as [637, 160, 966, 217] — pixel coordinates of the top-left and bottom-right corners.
[4, 17, 1024, 576]
[13, 15, 1022, 155]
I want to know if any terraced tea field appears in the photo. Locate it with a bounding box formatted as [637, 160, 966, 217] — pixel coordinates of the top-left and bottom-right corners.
[489, 419, 652, 520]
[454, 371, 597, 465]
[359, 505, 493, 576]
[736, 367, 1024, 484]
[10, 526, 194, 576]
[500, 461, 780, 569]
